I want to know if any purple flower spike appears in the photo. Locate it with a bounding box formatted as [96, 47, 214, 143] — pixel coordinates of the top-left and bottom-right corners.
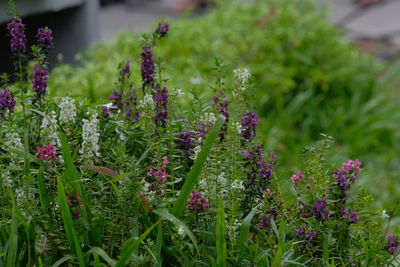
[32, 64, 48, 102]
[125, 88, 140, 123]
[36, 27, 54, 52]
[311, 199, 329, 221]
[291, 170, 304, 185]
[188, 191, 209, 213]
[384, 234, 400, 255]
[176, 132, 196, 165]
[153, 87, 168, 128]
[141, 46, 156, 89]
[7, 17, 27, 55]
[342, 209, 359, 223]
[212, 91, 229, 141]
[156, 22, 169, 38]
[102, 106, 110, 118]
[241, 111, 259, 140]
[0, 89, 16, 118]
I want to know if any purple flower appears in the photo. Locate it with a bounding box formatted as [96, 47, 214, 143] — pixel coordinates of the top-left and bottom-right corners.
[0, 88, 16, 118]
[156, 22, 169, 38]
[176, 132, 196, 165]
[141, 46, 156, 89]
[342, 209, 359, 223]
[108, 91, 123, 109]
[212, 91, 229, 141]
[188, 191, 209, 213]
[333, 159, 362, 193]
[36, 27, 54, 52]
[125, 88, 140, 123]
[295, 224, 317, 243]
[153, 87, 168, 127]
[258, 208, 279, 231]
[32, 64, 48, 102]
[311, 199, 329, 221]
[241, 111, 259, 140]
[121, 60, 131, 77]
[7, 17, 27, 55]
[384, 234, 400, 255]
[291, 170, 304, 185]
[102, 106, 110, 118]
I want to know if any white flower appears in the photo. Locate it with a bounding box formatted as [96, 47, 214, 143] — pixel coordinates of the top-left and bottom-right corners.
[4, 132, 24, 150]
[218, 172, 227, 186]
[177, 226, 185, 237]
[170, 88, 183, 98]
[233, 68, 251, 84]
[231, 180, 244, 191]
[190, 76, 203, 84]
[41, 111, 61, 147]
[1, 169, 12, 188]
[58, 96, 77, 123]
[116, 128, 127, 145]
[80, 110, 100, 160]
[138, 94, 154, 109]
[382, 210, 390, 219]
[233, 122, 243, 134]
[200, 112, 217, 124]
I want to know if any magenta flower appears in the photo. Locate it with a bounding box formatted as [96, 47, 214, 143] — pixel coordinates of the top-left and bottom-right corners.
[66, 191, 84, 219]
[35, 144, 57, 161]
[333, 159, 362, 192]
[188, 191, 209, 212]
[146, 158, 170, 194]
[291, 170, 304, 185]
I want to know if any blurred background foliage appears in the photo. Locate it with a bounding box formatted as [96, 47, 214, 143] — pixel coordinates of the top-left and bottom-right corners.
[49, 0, 400, 212]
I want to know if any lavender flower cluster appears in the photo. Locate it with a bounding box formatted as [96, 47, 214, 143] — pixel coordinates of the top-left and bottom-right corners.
[32, 64, 48, 102]
[153, 87, 169, 128]
[7, 17, 27, 55]
[241, 111, 258, 141]
[0, 89, 16, 118]
[155, 23, 169, 39]
[176, 132, 196, 165]
[141, 46, 156, 89]
[36, 27, 54, 52]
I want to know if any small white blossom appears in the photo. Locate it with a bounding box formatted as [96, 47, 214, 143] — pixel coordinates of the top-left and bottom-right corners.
[382, 210, 390, 219]
[233, 122, 243, 134]
[233, 68, 251, 84]
[226, 218, 241, 240]
[1, 170, 12, 188]
[170, 88, 183, 98]
[218, 172, 227, 186]
[4, 132, 24, 150]
[177, 226, 185, 237]
[190, 76, 203, 84]
[138, 94, 154, 109]
[41, 111, 60, 147]
[58, 96, 77, 123]
[80, 110, 100, 160]
[231, 180, 245, 191]
[200, 112, 217, 124]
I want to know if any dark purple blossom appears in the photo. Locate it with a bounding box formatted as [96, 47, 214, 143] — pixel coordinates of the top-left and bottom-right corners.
[258, 208, 279, 231]
[153, 87, 168, 127]
[212, 91, 229, 141]
[384, 234, 400, 255]
[66, 191, 84, 220]
[333, 160, 362, 194]
[146, 157, 170, 195]
[121, 60, 131, 77]
[176, 132, 196, 165]
[102, 106, 110, 118]
[291, 170, 304, 185]
[311, 199, 330, 221]
[125, 88, 140, 123]
[241, 111, 258, 140]
[188, 191, 209, 213]
[36, 27, 54, 52]
[7, 17, 27, 55]
[141, 46, 156, 89]
[295, 224, 317, 243]
[32, 64, 48, 102]
[155, 22, 169, 39]
[108, 91, 123, 109]
[0, 89, 16, 118]
[342, 209, 359, 223]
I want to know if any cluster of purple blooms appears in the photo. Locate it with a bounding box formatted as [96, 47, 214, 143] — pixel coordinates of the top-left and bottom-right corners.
[295, 224, 317, 243]
[212, 91, 229, 141]
[155, 23, 169, 39]
[384, 234, 400, 255]
[342, 208, 359, 223]
[176, 132, 196, 165]
[333, 159, 361, 193]
[153, 87, 169, 127]
[141, 46, 156, 89]
[258, 208, 279, 232]
[0, 89, 16, 118]
[310, 199, 330, 221]
[66, 191, 84, 220]
[125, 89, 140, 122]
[31, 64, 48, 102]
[241, 111, 259, 141]
[188, 191, 210, 213]
[7, 17, 27, 55]
[36, 27, 54, 52]
[291, 170, 305, 185]
[147, 157, 170, 195]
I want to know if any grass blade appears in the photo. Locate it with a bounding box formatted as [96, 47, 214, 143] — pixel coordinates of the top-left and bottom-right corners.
[57, 177, 85, 267]
[238, 204, 259, 258]
[51, 255, 76, 267]
[153, 209, 199, 254]
[90, 247, 116, 266]
[216, 197, 227, 267]
[172, 115, 225, 218]
[156, 223, 163, 267]
[115, 221, 160, 267]
[6, 192, 18, 267]
[37, 167, 50, 213]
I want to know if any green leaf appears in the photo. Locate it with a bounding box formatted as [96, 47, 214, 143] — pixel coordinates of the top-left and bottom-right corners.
[6, 192, 18, 267]
[153, 209, 199, 255]
[216, 197, 227, 267]
[172, 115, 225, 217]
[37, 167, 50, 213]
[51, 255, 76, 267]
[155, 224, 163, 267]
[115, 221, 160, 267]
[89, 247, 116, 266]
[238, 204, 259, 258]
[57, 177, 85, 267]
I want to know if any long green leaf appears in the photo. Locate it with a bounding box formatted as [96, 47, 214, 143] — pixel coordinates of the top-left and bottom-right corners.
[155, 224, 163, 267]
[6, 192, 18, 267]
[238, 204, 259, 258]
[216, 197, 227, 267]
[153, 209, 199, 254]
[51, 255, 76, 267]
[37, 167, 50, 213]
[115, 221, 160, 267]
[89, 247, 116, 266]
[57, 177, 85, 267]
[172, 115, 225, 217]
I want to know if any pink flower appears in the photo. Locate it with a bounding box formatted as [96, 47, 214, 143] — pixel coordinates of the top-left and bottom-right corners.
[162, 156, 169, 166]
[291, 170, 304, 185]
[35, 144, 57, 161]
[188, 191, 210, 212]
